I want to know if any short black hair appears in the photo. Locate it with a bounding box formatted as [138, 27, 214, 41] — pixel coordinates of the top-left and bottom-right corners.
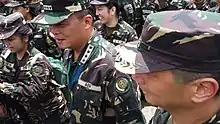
[171, 69, 220, 96]
[104, 2, 120, 17]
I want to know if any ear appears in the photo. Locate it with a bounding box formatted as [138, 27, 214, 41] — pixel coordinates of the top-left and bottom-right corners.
[83, 14, 93, 30]
[22, 35, 29, 43]
[25, 7, 30, 13]
[190, 78, 219, 103]
[110, 6, 116, 16]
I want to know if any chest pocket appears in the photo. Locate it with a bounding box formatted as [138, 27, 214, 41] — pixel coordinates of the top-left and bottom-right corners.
[72, 79, 104, 122]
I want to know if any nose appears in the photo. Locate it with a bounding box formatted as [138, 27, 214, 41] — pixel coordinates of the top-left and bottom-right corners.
[49, 25, 60, 35]
[131, 74, 145, 85]
[95, 10, 99, 16]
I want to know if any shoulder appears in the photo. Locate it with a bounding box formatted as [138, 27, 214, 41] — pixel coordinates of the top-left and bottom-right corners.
[118, 20, 136, 33]
[148, 108, 170, 124]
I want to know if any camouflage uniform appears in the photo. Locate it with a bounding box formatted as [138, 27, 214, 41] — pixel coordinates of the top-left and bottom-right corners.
[0, 0, 10, 15]
[5, 0, 63, 59]
[62, 32, 145, 124]
[140, 0, 159, 13]
[118, 0, 144, 36]
[0, 47, 70, 124]
[28, 23, 63, 59]
[0, 13, 70, 124]
[114, 10, 220, 124]
[94, 18, 138, 46]
[208, 6, 220, 12]
[148, 108, 220, 124]
[168, 0, 190, 9]
[33, 0, 146, 123]
[185, 0, 210, 10]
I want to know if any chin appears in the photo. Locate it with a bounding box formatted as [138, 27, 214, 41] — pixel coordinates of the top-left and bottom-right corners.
[8, 49, 16, 52]
[57, 45, 66, 49]
[100, 19, 106, 24]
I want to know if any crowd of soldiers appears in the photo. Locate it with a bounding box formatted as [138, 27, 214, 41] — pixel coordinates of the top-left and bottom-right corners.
[0, 0, 219, 124]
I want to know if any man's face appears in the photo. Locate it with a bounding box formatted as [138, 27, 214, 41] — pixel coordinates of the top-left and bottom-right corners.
[132, 71, 192, 108]
[49, 13, 86, 49]
[3, 34, 27, 53]
[95, 5, 113, 24]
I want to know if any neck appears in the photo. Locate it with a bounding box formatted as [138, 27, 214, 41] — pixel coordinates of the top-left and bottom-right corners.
[16, 44, 28, 60]
[73, 29, 94, 61]
[169, 101, 219, 124]
[106, 16, 118, 28]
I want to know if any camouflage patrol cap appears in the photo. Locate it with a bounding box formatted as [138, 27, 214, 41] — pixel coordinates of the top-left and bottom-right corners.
[115, 10, 220, 74]
[90, 0, 110, 5]
[32, 0, 90, 25]
[0, 12, 26, 39]
[5, 0, 40, 7]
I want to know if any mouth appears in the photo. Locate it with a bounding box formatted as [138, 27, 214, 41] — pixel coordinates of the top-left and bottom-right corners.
[56, 38, 65, 44]
[8, 46, 13, 49]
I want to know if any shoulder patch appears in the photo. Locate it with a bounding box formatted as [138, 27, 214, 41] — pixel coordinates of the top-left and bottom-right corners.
[115, 77, 131, 93]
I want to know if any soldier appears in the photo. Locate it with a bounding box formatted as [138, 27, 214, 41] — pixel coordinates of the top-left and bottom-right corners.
[208, 0, 220, 12]
[117, 0, 144, 37]
[5, 0, 62, 59]
[0, 12, 70, 124]
[0, 0, 10, 15]
[185, 0, 210, 10]
[32, 0, 146, 123]
[167, 0, 191, 10]
[90, 0, 138, 46]
[115, 10, 220, 124]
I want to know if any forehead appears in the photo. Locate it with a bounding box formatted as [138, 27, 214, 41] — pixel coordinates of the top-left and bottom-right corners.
[95, 5, 108, 9]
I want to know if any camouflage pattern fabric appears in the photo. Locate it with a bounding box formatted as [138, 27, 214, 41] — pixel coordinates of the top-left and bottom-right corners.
[168, 0, 190, 9]
[62, 31, 146, 124]
[148, 108, 220, 124]
[94, 18, 138, 46]
[185, 0, 210, 10]
[0, 45, 70, 124]
[114, 10, 220, 74]
[208, 5, 220, 12]
[140, 0, 159, 21]
[29, 23, 63, 59]
[0, 0, 10, 15]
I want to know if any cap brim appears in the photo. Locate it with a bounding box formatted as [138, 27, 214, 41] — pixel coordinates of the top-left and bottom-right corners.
[32, 12, 71, 25]
[90, 1, 109, 5]
[114, 41, 175, 74]
[0, 27, 20, 40]
[5, 2, 23, 7]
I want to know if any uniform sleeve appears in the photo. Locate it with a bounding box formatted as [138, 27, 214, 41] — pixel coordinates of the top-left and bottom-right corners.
[0, 58, 52, 106]
[106, 70, 146, 124]
[127, 29, 139, 42]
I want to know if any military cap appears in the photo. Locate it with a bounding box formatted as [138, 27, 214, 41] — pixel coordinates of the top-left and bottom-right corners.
[5, 0, 40, 7]
[90, 0, 110, 5]
[0, 12, 26, 39]
[115, 10, 220, 74]
[32, 0, 90, 25]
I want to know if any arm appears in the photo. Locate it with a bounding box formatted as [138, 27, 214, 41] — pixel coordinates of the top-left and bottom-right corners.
[0, 57, 52, 106]
[128, 31, 139, 42]
[106, 70, 146, 124]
